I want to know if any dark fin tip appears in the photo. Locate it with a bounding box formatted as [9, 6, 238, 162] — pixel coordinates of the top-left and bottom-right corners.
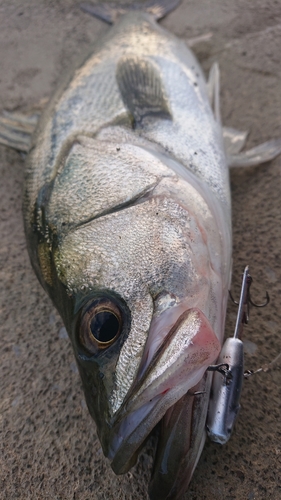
[80, 0, 182, 24]
[80, 3, 116, 24]
[116, 54, 172, 127]
[145, 0, 182, 20]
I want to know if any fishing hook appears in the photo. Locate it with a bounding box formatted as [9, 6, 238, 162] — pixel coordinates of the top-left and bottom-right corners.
[229, 266, 269, 326]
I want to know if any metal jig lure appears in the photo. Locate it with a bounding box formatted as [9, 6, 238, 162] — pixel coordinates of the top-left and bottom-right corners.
[206, 266, 269, 444]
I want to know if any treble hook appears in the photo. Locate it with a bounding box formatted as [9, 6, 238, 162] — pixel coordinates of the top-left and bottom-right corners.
[229, 266, 269, 327]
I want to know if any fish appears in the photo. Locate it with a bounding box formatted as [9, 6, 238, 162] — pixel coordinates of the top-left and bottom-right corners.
[1, 1, 281, 498]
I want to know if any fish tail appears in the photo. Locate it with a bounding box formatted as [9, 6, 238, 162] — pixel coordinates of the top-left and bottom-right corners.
[80, 0, 182, 24]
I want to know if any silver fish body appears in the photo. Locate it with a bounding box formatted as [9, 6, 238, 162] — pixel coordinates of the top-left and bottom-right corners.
[24, 11, 232, 499]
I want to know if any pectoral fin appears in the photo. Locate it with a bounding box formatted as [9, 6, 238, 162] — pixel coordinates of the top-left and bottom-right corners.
[116, 55, 172, 127]
[207, 62, 221, 124]
[228, 138, 281, 167]
[223, 126, 248, 156]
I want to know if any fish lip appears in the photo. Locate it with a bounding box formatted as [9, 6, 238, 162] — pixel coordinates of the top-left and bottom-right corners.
[109, 308, 191, 427]
[116, 309, 194, 418]
[111, 305, 218, 425]
[103, 307, 220, 472]
[110, 295, 196, 416]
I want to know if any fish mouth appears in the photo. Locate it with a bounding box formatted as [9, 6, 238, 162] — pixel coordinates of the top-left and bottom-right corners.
[104, 305, 221, 475]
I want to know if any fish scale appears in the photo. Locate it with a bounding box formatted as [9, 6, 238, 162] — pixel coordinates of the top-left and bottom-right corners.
[0, 2, 273, 499]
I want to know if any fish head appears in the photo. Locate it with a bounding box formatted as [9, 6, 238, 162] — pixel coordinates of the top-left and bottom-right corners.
[34, 137, 226, 474]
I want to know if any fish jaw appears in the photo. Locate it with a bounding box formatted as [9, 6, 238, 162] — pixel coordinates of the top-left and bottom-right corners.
[99, 307, 220, 474]
[148, 374, 211, 500]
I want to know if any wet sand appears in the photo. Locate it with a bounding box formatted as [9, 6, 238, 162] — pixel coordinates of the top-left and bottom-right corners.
[1, 1, 280, 499]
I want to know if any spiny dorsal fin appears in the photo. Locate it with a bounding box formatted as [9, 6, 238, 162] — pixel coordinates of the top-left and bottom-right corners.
[116, 55, 172, 127]
[80, 0, 182, 24]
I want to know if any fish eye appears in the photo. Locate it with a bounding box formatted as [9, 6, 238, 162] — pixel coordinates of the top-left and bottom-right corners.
[79, 298, 123, 352]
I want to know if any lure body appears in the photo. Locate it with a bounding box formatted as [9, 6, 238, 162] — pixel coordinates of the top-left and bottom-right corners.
[207, 337, 244, 444]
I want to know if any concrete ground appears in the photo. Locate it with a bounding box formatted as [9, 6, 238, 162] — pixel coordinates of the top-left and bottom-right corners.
[0, 1, 280, 499]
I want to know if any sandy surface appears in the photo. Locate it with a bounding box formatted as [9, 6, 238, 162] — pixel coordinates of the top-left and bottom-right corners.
[0, 1, 281, 499]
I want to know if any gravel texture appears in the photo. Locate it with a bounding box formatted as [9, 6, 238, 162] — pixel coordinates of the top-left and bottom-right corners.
[0, 1, 281, 499]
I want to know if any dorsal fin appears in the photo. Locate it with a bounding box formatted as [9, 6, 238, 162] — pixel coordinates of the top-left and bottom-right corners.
[80, 1, 182, 24]
[116, 55, 172, 127]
